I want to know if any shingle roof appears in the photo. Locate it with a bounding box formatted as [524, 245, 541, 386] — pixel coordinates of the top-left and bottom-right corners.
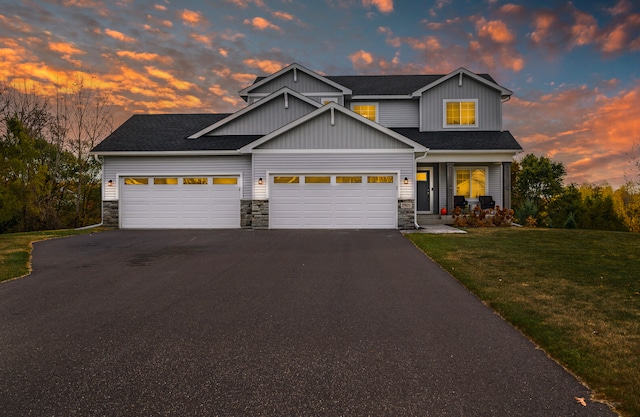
[91, 114, 260, 152]
[253, 74, 498, 96]
[390, 129, 522, 151]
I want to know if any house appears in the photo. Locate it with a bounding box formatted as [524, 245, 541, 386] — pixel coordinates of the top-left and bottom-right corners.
[91, 63, 522, 230]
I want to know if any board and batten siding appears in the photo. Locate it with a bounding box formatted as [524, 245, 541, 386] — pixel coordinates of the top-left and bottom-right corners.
[252, 153, 415, 200]
[420, 75, 502, 131]
[210, 96, 317, 136]
[102, 155, 252, 200]
[251, 71, 342, 95]
[257, 111, 412, 150]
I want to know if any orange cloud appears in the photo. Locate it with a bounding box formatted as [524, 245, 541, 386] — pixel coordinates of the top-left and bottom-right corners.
[570, 10, 597, 47]
[225, 0, 266, 8]
[243, 17, 281, 32]
[190, 33, 213, 47]
[154, 4, 167, 11]
[116, 50, 173, 65]
[272, 11, 294, 21]
[362, 0, 393, 14]
[529, 13, 555, 44]
[243, 58, 285, 73]
[179, 9, 208, 27]
[104, 28, 136, 43]
[349, 50, 374, 67]
[476, 18, 515, 44]
[49, 41, 84, 56]
[145, 66, 196, 90]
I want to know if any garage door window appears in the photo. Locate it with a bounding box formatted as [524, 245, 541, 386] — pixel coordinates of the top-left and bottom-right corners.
[213, 177, 238, 185]
[154, 178, 178, 185]
[305, 176, 330, 183]
[274, 176, 300, 184]
[183, 177, 208, 184]
[336, 176, 362, 183]
[124, 177, 149, 185]
[367, 175, 394, 183]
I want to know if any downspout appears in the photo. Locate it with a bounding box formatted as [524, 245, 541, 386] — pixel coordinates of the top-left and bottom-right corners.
[76, 155, 104, 229]
[414, 151, 429, 229]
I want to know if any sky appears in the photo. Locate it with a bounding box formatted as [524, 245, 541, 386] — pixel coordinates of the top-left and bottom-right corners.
[1, 0, 639, 187]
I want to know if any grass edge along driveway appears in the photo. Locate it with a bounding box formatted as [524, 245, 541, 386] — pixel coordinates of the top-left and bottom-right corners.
[0, 228, 104, 283]
[406, 228, 640, 417]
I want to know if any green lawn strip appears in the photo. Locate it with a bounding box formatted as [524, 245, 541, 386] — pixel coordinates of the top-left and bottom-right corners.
[0, 229, 104, 283]
[406, 228, 640, 417]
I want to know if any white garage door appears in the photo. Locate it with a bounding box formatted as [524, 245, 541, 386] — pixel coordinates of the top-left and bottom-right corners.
[120, 176, 240, 229]
[270, 174, 397, 229]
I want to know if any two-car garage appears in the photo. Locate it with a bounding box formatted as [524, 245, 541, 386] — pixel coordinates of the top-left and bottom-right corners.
[269, 174, 398, 229]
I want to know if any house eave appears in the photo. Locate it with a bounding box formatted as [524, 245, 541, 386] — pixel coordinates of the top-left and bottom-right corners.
[90, 150, 241, 157]
[410, 67, 513, 97]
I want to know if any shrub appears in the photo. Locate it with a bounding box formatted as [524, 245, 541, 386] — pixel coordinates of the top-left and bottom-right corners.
[452, 205, 514, 228]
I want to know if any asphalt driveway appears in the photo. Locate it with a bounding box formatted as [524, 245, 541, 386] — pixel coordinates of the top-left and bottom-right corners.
[0, 230, 616, 416]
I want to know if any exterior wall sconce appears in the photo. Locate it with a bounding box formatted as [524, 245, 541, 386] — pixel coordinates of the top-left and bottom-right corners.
[403, 177, 409, 185]
[107, 180, 114, 187]
[258, 178, 263, 185]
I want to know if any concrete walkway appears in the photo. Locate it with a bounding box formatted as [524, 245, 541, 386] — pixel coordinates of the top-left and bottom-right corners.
[402, 224, 467, 234]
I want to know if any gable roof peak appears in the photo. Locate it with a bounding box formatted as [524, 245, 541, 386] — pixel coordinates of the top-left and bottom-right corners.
[411, 67, 512, 97]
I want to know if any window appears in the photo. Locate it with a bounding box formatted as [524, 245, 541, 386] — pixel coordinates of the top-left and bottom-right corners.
[274, 176, 299, 184]
[352, 103, 377, 122]
[455, 168, 486, 199]
[367, 175, 394, 183]
[124, 177, 148, 185]
[444, 100, 477, 127]
[336, 176, 362, 183]
[154, 178, 178, 184]
[305, 176, 330, 183]
[183, 177, 208, 185]
[213, 177, 238, 185]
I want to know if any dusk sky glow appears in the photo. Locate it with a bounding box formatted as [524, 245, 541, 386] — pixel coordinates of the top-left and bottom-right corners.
[1, 0, 639, 187]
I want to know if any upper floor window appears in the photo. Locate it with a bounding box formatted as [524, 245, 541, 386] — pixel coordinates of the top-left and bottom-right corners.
[352, 103, 378, 122]
[444, 99, 477, 127]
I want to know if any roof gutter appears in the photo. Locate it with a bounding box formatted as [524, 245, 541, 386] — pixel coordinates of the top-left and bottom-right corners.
[90, 150, 242, 157]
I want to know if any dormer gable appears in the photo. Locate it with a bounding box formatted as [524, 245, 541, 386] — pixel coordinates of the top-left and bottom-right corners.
[188, 87, 321, 138]
[238, 63, 352, 103]
[411, 67, 512, 99]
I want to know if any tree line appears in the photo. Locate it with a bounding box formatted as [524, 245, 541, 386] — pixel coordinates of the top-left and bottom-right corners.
[0, 79, 113, 233]
[512, 153, 640, 232]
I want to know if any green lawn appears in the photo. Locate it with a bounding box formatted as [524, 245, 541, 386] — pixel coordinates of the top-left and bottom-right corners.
[0, 229, 103, 283]
[406, 228, 640, 417]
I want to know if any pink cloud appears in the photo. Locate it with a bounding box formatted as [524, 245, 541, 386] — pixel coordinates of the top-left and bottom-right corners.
[104, 28, 136, 43]
[476, 18, 515, 44]
[243, 58, 285, 73]
[179, 9, 209, 27]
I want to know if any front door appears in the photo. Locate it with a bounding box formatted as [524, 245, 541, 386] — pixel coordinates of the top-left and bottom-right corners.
[417, 170, 433, 213]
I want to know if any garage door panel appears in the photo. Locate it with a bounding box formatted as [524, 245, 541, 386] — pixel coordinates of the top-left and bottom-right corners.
[270, 174, 397, 229]
[120, 176, 240, 229]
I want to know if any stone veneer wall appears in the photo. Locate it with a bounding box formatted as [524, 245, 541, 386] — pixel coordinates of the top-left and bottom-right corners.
[240, 200, 252, 228]
[102, 201, 119, 228]
[252, 200, 269, 229]
[397, 199, 416, 230]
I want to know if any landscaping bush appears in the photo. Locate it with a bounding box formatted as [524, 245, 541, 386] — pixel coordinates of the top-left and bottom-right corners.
[452, 205, 514, 227]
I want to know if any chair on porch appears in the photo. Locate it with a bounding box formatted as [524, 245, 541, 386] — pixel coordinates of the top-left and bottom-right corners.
[479, 196, 496, 210]
[453, 196, 467, 211]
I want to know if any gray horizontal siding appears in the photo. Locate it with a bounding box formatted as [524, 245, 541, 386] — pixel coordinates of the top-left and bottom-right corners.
[421, 75, 502, 131]
[258, 111, 411, 150]
[252, 70, 342, 94]
[211, 96, 316, 135]
[379, 100, 419, 128]
[103, 155, 252, 199]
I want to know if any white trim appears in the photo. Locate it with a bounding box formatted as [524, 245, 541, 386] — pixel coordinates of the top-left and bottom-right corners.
[239, 102, 427, 153]
[251, 148, 415, 154]
[350, 102, 378, 123]
[443, 99, 478, 129]
[411, 67, 513, 97]
[416, 167, 434, 214]
[187, 87, 321, 138]
[420, 151, 517, 163]
[238, 63, 352, 97]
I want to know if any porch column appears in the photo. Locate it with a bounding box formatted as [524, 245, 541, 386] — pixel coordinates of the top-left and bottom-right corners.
[446, 162, 454, 212]
[502, 162, 512, 209]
